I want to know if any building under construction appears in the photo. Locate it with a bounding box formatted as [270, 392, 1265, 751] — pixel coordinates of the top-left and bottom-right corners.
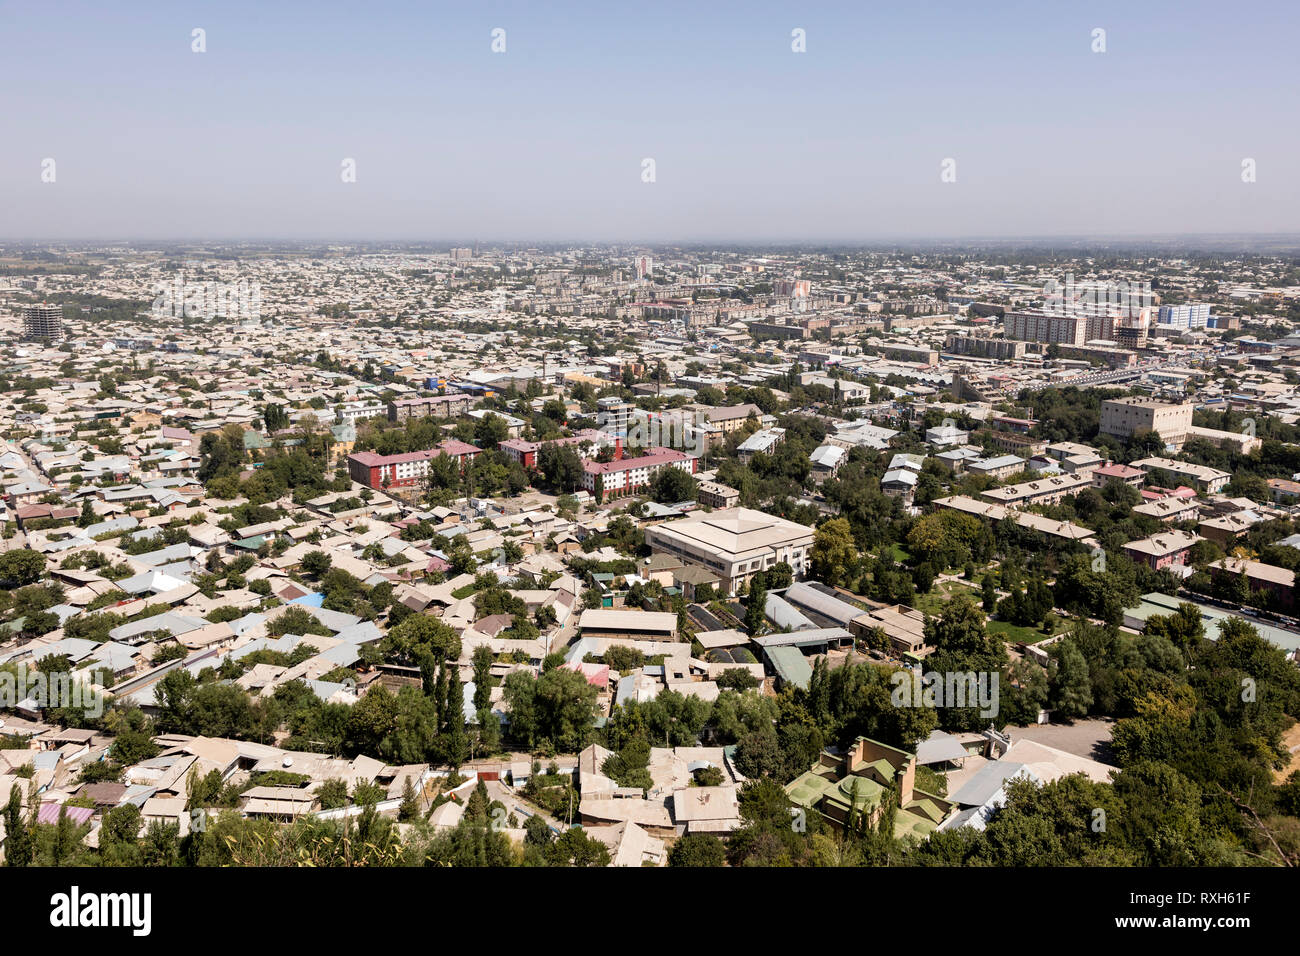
[22, 303, 65, 340]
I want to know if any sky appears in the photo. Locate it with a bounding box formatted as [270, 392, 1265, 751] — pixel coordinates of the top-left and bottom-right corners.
[2, 0, 1297, 242]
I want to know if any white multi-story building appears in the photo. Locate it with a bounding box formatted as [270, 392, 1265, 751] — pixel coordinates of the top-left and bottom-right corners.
[336, 400, 386, 425]
[1100, 397, 1193, 450]
[1157, 303, 1212, 329]
[644, 507, 815, 595]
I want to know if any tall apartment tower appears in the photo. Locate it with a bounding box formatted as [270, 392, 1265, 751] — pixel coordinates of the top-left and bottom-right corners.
[597, 395, 634, 435]
[1003, 309, 1115, 346]
[633, 256, 653, 280]
[1157, 303, 1212, 329]
[22, 303, 65, 340]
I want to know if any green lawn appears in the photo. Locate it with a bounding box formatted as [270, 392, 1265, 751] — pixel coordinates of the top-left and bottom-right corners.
[912, 580, 980, 617]
[986, 619, 1059, 645]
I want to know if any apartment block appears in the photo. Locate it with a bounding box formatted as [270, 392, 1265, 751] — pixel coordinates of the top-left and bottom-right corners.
[697, 480, 740, 509]
[347, 440, 482, 489]
[705, 404, 764, 434]
[581, 447, 696, 499]
[944, 335, 1026, 360]
[498, 429, 616, 469]
[1100, 398, 1193, 450]
[980, 472, 1093, 508]
[387, 393, 474, 422]
[1123, 530, 1202, 570]
[1130, 457, 1229, 494]
[1004, 310, 1114, 346]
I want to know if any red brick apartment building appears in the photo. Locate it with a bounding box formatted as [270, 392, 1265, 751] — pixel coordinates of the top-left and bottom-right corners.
[498, 429, 619, 469]
[347, 440, 482, 489]
[581, 447, 697, 499]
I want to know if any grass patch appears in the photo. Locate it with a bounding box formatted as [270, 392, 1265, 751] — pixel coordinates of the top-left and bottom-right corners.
[987, 619, 1059, 645]
[912, 580, 980, 617]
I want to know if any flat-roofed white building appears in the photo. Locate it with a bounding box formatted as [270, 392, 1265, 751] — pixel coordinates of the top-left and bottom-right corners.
[966, 454, 1027, 480]
[643, 506, 814, 595]
[737, 427, 785, 463]
[1100, 397, 1193, 450]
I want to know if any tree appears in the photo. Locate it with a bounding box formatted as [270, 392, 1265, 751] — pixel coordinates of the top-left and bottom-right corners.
[472, 645, 493, 712]
[318, 779, 350, 810]
[923, 597, 1008, 731]
[1047, 638, 1093, 719]
[399, 777, 420, 822]
[733, 726, 784, 778]
[810, 518, 855, 587]
[716, 668, 759, 691]
[1111, 761, 1207, 866]
[668, 833, 726, 866]
[384, 613, 462, 664]
[98, 803, 144, 866]
[744, 577, 767, 636]
[981, 573, 998, 612]
[474, 413, 509, 450]
[766, 561, 794, 589]
[0, 550, 45, 590]
[544, 827, 610, 867]
[650, 466, 697, 504]
[727, 778, 815, 866]
[423, 453, 463, 504]
[3, 785, 32, 867]
[198, 430, 243, 483]
[503, 668, 598, 752]
[300, 550, 332, 578]
[263, 403, 290, 433]
[1142, 602, 1205, 656]
[537, 442, 584, 494]
[906, 510, 985, 571]
[524, 813, 553, 847]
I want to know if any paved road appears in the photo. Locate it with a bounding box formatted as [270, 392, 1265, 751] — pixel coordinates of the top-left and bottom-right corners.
[1021, 361, 1176, 393]
[1007, 717, 1117, 765]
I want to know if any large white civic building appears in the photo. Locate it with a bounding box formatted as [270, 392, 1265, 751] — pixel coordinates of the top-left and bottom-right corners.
[644, 507, 814, 596]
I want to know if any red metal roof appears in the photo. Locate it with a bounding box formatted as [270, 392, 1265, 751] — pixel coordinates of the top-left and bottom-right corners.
[583, 447, 688, 475]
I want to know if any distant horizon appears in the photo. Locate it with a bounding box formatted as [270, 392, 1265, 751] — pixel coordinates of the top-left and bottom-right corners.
[6, 231, 1300, 245]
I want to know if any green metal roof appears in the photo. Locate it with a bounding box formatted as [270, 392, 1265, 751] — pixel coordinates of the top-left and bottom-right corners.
[765, 645, 813, 690]
[1125, 592, 1300, 653]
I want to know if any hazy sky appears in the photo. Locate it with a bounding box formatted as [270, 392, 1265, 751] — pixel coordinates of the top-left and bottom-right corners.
[3, 0, 1297, 241]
